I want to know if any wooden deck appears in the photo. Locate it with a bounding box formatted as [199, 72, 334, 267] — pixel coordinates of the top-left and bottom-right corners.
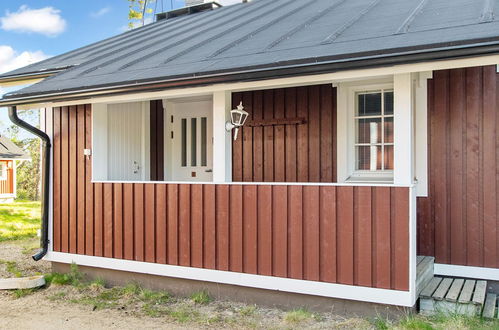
[416, 256, 434, 296]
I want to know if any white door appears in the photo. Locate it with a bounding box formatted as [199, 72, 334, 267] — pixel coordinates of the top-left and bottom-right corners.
[171, 100, 213, 181]
[107, 102, 146, 181]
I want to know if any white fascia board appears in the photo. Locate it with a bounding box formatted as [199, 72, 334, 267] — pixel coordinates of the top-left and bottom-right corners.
[434, 264, 499, 281]
[19, 55, 499, 110]
[44, 251, 415, 307]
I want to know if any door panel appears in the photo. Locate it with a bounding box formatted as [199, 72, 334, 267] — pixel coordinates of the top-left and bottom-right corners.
[172, 101, 213, 182]
[107, 102, 145, 181]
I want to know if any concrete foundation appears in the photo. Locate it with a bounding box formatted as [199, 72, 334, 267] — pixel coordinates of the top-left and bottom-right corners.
[53, 262, 413, 318]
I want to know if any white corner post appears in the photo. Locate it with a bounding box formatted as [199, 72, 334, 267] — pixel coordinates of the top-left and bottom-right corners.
[212, 91, 232, 183]
[393, 73, 414, 185]
[394, 73, 417, 305]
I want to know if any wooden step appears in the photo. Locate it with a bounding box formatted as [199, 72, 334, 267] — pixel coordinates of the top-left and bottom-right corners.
[482, 294, 497, 319]
[416, 256, 434, 296]
[419, 277, 488, 316]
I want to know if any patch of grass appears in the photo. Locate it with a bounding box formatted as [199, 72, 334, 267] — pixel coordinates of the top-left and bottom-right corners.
[0, 201, 41, 242]
[0, 259, 23, 277]
[167, 306, 201, 323]
[239, 305, 257, 316]
[284, 308, 314, 323]
[44, 263, 83, 287]
[398, 315, 434, 330]
[373, 316, 390, 330]
[190, 290, 211, 304]
[13, 288, 37, 298]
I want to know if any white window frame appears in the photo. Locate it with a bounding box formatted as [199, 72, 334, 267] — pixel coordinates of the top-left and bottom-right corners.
[346, 82, 395, 183]
[0, 162, 7, 181]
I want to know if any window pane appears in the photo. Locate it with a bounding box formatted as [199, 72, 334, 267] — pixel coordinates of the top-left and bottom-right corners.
[358, 92, 382, 116]
[384, 117, 394, 143]
[356, 146, 382, 171]
[357, 118, 381, 144]
[201, 117, 207, 167]
[384, 145, 394, 170]
[181, 119, 187, 167]
[191, 118, 197, 166]
[384, 91, 394, 115]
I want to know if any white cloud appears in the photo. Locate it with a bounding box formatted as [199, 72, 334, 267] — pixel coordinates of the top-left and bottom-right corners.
[0, 45, 50, 74]
[0, 5, 66, 37]
[91, 7, 111, 18]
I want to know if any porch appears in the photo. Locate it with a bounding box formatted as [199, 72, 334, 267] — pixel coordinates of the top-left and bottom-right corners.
[41, 62, 499, 307]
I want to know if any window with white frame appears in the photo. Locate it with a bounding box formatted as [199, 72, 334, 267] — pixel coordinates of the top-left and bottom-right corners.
[0, 162, 7, 180]
[352, 88, 394, 179]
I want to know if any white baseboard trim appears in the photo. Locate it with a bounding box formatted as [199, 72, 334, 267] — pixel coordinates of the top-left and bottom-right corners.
[434, 263, 499, 281]
[45, 251, 414, 307]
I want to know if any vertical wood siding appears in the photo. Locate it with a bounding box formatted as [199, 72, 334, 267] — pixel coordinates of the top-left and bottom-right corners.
[150, 100, 164, 181]
[0, 160, 14, 195]
[418, 65, 499, 269]
[49, 104, 409, 291]
[232, 85, 337, 183]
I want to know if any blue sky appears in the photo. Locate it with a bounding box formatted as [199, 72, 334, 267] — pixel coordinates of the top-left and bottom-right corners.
[0, 0, 188, 134]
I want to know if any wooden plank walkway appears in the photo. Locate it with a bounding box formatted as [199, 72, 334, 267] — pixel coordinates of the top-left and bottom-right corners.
[419, 276, 494, 317]
[416, 256, 434, 296]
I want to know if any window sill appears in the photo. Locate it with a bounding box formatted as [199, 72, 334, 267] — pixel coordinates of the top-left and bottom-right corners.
[346, 176, 394, 184]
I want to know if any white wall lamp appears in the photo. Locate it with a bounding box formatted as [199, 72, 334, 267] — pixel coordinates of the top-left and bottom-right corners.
[225, 101, 249, 140]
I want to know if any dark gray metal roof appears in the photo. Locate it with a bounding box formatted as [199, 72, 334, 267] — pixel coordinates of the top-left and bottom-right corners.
[0, 136, 30, 160]
[3, 0, 499, 100]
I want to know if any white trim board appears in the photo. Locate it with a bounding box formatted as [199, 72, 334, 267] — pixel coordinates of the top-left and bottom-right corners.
[20, 55, 499, 110]
[44, 251, 415, 307]
[434, 264, 499, 281]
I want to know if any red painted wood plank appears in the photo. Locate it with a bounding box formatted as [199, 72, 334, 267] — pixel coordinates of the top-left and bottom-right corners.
[242, 92, 253, 181]
[263, 90, 274, 182]
[288, 185, 303, 279]
[232, 93, 243, 181]
[84, 105, 94, 256]
[272, 185, 287, 277]
[144, 184, 156, 263]
[167, 184, 179, 265]
[308, 86, 320, 182]
[155, 184, 167, 264]
[243, 185, 258, 274]
[373, 187, 391, 289]
[134, 184, 144, 261]
[320, 85, 334, 182]
[216, 185, 230, 270]
[178, 184, 191, 267]
[354, 186, 372, 287]
[53, 107, 61, 252]
[257, 185, 272, 276]
[465, 67, 481, 267]
[103, 183, 114, 258]
[94, 183, 103, 257]
[123, 183, 134, 260]
[296, 87, 309, 182]
[252, 91, 264, 182]
[69, 106, 78, 254]
[392, 188, 409, 291]
[203, 185, 216, 269]
[319, 186, 336, 283]
[274, 89, 286, 182]
[482, 66, 497, 268]
[285, 88, 297, 182]
[60, 106, 70, 253]
[448, 68, 466, 265]
[303, 186, 320, 281]
[76, 105, 86, 254]
[113, 183, 123, 259]
[190, 184, 203, 268]
[432, 70, 450, 263]
[337, 186, 354, 285]
[229, 185, 243, 272]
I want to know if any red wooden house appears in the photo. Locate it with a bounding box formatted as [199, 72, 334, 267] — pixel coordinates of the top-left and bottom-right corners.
[0, 136, 29, 203]
[1, 0, 498, 311]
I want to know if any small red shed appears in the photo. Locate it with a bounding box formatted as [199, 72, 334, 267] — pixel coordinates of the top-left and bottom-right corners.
[0, 135, 29, 203]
